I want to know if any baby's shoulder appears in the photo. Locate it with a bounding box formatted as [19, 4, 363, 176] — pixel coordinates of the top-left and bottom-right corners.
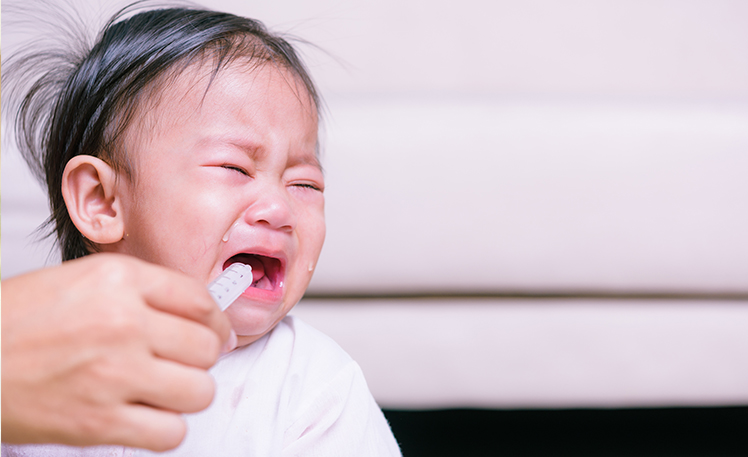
[217, 315, 357, 386]
[270, 315, 356, 378]
[216, 315, 365, 423]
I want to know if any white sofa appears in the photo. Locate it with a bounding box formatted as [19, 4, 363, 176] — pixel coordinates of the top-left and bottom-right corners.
[292, 97, 748, 409]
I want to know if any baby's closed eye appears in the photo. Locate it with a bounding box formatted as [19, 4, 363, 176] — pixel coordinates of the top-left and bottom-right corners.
[221, 164, 251, 177]
[290, 182, 323, 192]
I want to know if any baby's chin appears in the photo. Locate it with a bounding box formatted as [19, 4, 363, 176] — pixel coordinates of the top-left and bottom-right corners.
[231, 321, 282, 347]
[225, 302, 292, 348]
[232, 319, 285, 347]
[234, 333, 267, 348]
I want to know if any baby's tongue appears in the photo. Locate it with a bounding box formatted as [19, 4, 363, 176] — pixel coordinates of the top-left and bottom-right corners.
[238, 257, 272, 290]
[239, 256, 265, 283]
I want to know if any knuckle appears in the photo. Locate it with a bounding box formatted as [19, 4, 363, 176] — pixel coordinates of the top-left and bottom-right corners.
[102, 306, 143, 338]
[81, 305, 145, 349]
[83, 352, 138, 393]
[67, 299, 144, 349]
[190, 296, 215, 320]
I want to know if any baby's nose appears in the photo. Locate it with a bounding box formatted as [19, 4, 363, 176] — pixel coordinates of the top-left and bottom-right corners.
[243, 187, 296, 231]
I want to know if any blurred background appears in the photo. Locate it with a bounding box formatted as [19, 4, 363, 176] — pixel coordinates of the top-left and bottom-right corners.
[3, 0, 748, 455]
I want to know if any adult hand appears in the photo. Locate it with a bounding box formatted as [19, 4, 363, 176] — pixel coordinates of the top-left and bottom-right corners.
[1, 253, 235, 451]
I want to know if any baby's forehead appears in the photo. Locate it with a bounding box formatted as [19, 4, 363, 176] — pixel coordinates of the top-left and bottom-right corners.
[129, 60, 316, 137]
[150, 59, 313, 112]
[122, 60, 320, 167]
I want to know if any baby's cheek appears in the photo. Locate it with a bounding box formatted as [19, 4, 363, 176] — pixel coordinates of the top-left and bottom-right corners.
[302, 209, 326, 247]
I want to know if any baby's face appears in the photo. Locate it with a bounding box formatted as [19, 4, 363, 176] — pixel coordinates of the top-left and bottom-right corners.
[112, 63, 324, 346]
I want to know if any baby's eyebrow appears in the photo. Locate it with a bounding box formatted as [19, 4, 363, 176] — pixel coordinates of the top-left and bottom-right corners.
[194, 135, 258, 154]
[219, 137, 262, 154]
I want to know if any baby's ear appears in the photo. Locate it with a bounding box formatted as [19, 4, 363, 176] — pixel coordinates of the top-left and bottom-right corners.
[61, 155, 125, 245]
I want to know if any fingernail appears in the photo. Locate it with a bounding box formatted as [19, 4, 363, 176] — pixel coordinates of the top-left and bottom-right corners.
[221, 329, 238, 355]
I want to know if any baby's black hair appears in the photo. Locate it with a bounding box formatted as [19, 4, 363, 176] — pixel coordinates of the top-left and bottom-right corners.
[3, 1, 321, 261]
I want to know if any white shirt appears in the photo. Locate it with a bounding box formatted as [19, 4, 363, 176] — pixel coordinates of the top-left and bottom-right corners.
[3, 316, 401, 457]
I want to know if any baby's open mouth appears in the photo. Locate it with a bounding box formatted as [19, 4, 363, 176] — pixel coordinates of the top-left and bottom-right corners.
[224, 254, 282, 291]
